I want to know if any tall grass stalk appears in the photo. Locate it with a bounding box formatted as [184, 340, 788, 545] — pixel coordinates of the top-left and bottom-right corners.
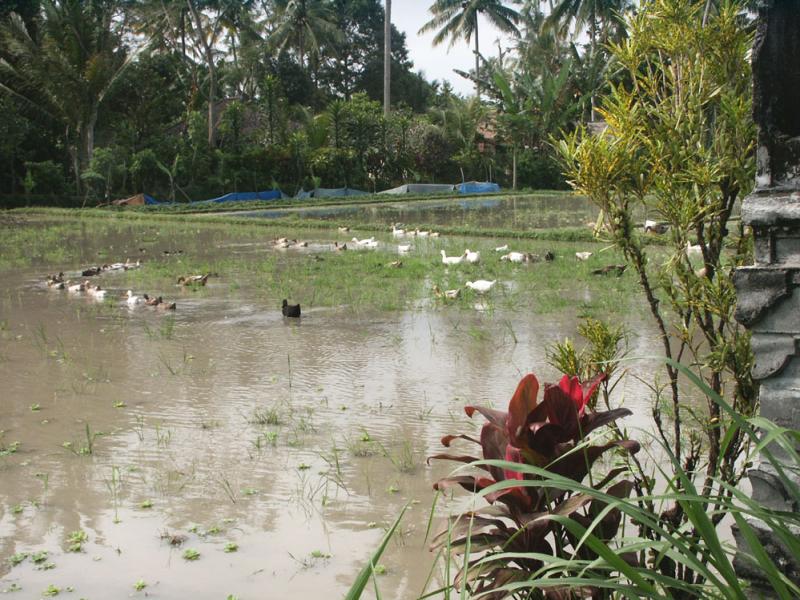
[345, 504, 409, 600]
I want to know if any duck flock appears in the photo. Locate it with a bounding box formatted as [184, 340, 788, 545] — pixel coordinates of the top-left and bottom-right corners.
[42, 222, 618, 319]
[271, 223, 616, 304]
[44, 259, 209, 312]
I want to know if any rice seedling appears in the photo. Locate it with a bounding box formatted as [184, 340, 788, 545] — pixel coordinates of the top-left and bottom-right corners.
[35, 472, 49, 504]
[133, 415, 146, 441]
[134, 580, 147, 591]
[378, 439, 420, 475]
[155, 423, 172, 447]
[64, 423, 100, 456]
[217, 474, 238, 504]
[250, 405, 281, 426]
[105, 465, 123, 523]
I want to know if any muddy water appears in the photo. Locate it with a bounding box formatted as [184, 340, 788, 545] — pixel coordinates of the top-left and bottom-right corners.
[229, 194, 606, 230]
[1, 218, 666, 599]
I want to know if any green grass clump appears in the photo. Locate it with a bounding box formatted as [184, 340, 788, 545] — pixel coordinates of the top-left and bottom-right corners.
[182, 548, 200, 561]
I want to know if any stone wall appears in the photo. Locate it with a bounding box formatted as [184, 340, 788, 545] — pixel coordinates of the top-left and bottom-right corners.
[733, 0, 800, 587]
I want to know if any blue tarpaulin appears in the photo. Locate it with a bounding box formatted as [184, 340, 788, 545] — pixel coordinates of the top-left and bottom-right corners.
[206, 190, 284, 203]
[458, 181, 501, 194]
[145, 190, 284, 205]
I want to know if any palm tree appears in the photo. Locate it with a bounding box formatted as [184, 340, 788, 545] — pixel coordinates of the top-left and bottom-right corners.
[418, 0, 521, 100]
[0, 0, 133, 193]
[543, 0, 630, 120]
[270, 0, 340, 71]
[383, 0, 391, 116]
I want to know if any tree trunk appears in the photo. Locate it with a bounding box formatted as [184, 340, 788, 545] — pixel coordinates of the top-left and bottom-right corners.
[589, 8, 597, 122]
[512, 144, 517, 191]
[474, 16, 480, 100]
[207, 64, 217, 146]
[186, 0, 217, 146]
[84, 106, 98, 168]
[383, 0, 391, 116]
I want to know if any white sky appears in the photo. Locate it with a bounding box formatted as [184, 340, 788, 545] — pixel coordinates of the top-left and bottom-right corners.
[392, 0, 516, 96]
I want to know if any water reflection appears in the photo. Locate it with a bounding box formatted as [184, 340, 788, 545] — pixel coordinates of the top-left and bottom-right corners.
[0, 220, 675, 599]
[230, 194, 602, 230]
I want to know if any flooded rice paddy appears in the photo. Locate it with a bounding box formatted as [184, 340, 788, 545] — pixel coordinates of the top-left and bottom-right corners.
[224, 193, 607, 230]
[1, 214, 674, 599]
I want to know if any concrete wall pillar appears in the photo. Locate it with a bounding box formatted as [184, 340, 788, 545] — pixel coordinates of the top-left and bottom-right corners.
[733, 0, 800, 586]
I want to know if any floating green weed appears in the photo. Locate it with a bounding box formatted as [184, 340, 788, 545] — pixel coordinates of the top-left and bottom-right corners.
[182, 548, 200, 561]
[0, 431, 20, 457]
[66, 530, 88, 552]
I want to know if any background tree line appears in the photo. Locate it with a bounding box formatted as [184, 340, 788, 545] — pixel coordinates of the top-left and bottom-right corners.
[0, 0, 635, 204]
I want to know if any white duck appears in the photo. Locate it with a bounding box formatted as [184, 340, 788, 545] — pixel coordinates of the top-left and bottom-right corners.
[351, 236, 376, 246]
[685, 241, 703, 256]
[126, 290, 143, 306]
[495, 244, 509, 252]
[89, 285, 107, 300]
[398, 244, 412, 253]
[415, 229, 430, 238]
[440, 250, 465, 266]
[575, 252, 593, 261]
[464, 249, 481, 264]
[466, 280, 496, 294]
[362, 239, 379, 249]
[501, 252, 526, 263]
[430, 231, 441, 238]
[392, 224, 406, 237]
[67, 281, 85, 293]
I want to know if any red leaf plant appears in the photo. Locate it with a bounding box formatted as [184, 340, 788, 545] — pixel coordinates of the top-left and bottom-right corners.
[430, 372, 640, 600]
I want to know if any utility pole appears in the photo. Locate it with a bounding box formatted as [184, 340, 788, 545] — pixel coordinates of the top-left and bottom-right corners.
[383, 0, 391, 116]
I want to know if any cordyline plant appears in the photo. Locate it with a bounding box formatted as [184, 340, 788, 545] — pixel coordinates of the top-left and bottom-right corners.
[430, 372, 640, 599]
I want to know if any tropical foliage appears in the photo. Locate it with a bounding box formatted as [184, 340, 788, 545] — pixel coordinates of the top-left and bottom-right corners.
[430, 371, 640, 598]
[0, 0, 625, 204]
[548, 0, 761, 594]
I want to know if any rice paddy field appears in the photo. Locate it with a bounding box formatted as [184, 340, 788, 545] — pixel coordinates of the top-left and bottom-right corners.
[0, 198, 685, 599]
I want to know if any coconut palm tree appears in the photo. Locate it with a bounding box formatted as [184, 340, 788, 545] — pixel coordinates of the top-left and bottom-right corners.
[0, 0, 133, 193]
[270, 0, 340, 71]
[383, 0, 391, 116]
[418, 0, 521, 100]
[543, 0, 631, 120]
